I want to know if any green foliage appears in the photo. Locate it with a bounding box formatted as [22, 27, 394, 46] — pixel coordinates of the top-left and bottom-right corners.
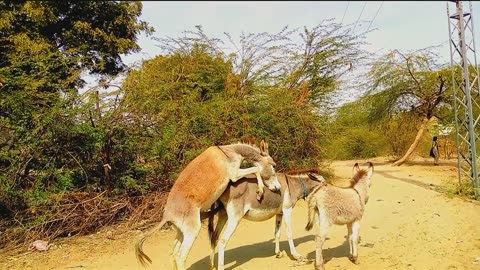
[380, 112, 424, 157]
[325, 126, 387, 160]
[357, 49, 457, 161]
[246, 86, 326, 169]
[367, 49, 453, 120]
[323, 96, 389, 160]
[0, 1, 152, 212]
[120, 22, 363, 174]
[1, 13, 368, 245]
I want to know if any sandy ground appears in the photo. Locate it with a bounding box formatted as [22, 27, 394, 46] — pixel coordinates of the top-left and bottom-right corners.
[2, 157, 480, 270]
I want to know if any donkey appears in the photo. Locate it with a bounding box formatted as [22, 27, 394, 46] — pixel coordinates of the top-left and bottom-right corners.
[135, 140, 282, 270]
[305, 162, 374, 270]
[208, 169, 327, 270]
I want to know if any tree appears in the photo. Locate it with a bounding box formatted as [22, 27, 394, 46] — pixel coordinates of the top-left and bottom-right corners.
[367, 49, 453, 166]
[323, 96, 390, 160]
[157, 22, 366, 106]
[121, 45, 237, 178]
[122, 23, 366, 175]
[0, 1, 153, 211]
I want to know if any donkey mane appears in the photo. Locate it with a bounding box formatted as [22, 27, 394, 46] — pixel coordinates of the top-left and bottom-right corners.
[229, 142, 263, 162]
[349, 169, 368, 187]
[233, 141, 261, 150]
[285, 168, 320, 176]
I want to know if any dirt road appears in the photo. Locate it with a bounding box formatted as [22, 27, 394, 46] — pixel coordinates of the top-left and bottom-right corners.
[2, 157, 480, 270]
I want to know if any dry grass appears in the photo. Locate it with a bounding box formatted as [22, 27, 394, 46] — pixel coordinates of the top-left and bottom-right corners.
[0, 190, 169, 251]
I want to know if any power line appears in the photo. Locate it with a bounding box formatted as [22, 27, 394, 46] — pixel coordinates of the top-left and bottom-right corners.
[366, 1, 384, 33]
[340, 1, 350, 25]
[352, 1, 368, 34]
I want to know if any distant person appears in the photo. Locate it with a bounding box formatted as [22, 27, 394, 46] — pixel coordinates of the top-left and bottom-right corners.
[430, 136, 440, 165]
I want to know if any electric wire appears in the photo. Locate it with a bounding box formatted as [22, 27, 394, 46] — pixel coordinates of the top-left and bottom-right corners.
[352, 1, 368, 34]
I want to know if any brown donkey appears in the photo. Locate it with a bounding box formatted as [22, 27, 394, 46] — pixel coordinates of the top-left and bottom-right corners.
[305, 162, 374, 270]
[208, 169, 327, 270]
[135, 140, 281, 270]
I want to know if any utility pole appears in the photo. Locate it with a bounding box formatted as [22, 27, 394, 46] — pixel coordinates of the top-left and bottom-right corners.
[447, 0, 480, 199]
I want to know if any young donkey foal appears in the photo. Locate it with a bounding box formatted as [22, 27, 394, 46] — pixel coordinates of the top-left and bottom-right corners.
[305, 162, 374, 270]
[208, 169, 327, 270]
[135, 140, 281, 270]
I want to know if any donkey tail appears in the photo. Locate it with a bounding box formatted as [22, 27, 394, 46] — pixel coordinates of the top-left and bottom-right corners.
[305, 185, 323, 231]
[135, 217, 169, 267]
[208, 201, 224, 248]
[305, 201, 317, 231]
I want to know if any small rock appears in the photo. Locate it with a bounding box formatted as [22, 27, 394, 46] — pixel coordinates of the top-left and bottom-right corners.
[106, 230, 114, 240]
[28, 240, 50, 252]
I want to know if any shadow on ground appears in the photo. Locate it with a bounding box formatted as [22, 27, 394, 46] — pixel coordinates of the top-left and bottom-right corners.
[189, 234, 358, 270]
[189, 235, 318, 270]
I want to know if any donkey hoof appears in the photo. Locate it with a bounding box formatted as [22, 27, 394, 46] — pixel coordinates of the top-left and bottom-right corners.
[293, 254, 306, 261]
[275, 251, 285, 258]
[256, 188, 264, 200]
[267, 184, 280, 192]
[314, 264, 325, 270]
[349, 255, 359, 264]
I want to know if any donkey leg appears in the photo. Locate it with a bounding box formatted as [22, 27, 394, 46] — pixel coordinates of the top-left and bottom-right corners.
[172, 237, 181, 270]
[315, 212, 329, 270]
[172, 227, 184, 256]
[233, 167, 265, 200]
[174, 212, 202, 270]
[347, 222, 353, 258]
[171, 228, 183, 269]
[254, 171, 265, 200]
[210, 209, 228, 270]
[274, 214, 283, 258]
[283, 207, 304, 260]
[348, 221, 361, 265]
[217, 208, 242, 270]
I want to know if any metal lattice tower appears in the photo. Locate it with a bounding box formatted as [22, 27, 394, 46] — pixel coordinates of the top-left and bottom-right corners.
[447, 0, 480, 199]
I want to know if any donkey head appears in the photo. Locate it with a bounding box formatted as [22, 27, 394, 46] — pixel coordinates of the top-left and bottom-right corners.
[255, 140, 281, 191]
[352, 162, 374, 187]
[352, 162, 374, 204]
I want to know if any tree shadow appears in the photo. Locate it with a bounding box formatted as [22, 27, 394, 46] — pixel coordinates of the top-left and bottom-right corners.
[375, 170, 449, 193]
[189, 235, 315, 270]
[395, 159, 458, 167]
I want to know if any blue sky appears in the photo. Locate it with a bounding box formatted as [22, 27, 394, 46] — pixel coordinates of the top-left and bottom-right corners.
[122, 1, 480, 66]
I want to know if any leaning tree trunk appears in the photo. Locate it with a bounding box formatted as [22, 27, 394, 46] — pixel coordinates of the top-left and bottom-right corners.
[392, 117, 430, 166]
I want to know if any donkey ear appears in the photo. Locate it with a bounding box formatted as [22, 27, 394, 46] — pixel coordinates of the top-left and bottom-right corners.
[366, 162, 374, 177]
[308, 172, 325, 183]
[307, 172, 318, 181]
[367, 162, 374, 170]
[260, 139, 269, 155]
[353, 162, 360, 174]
